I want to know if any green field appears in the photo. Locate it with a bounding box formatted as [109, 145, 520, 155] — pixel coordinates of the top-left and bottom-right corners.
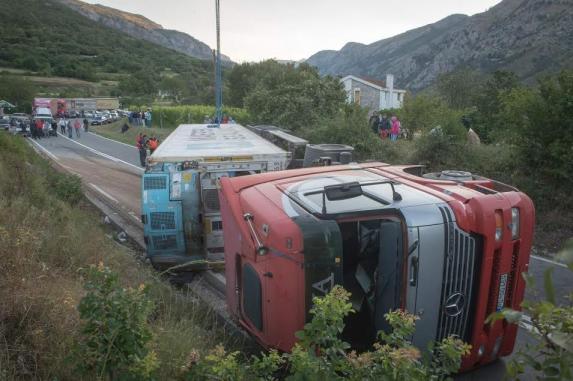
[91, 119, 175, 146]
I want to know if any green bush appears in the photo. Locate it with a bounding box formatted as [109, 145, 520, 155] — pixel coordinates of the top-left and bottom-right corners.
[77, 264, 158, 380]
[49, 172, 83, 206]
[152, 105, 250, 128]
[487, 239, 573, 380]
[185, 286, 470, 381]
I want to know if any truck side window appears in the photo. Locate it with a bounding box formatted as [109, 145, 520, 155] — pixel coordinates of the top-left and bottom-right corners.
[242, 263, 263, 331]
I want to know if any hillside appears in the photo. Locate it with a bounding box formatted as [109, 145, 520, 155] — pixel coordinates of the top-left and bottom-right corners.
[306, 0, 573, 90]
[0, 0, 214, 94]
[57, 0, 232, 63]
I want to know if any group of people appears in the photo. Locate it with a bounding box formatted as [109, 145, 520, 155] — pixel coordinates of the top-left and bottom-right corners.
[203, 114, 236, 124]
[60, 118, 89, 139]
[129, 110, 152, 127]
[29, 117, 89, 140]
[136, 133, 160, 167]
[29, 119, 53, 139]
[371, 113, 402, 141]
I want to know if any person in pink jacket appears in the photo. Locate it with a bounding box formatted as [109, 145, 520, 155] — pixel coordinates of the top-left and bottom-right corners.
[390, 116, 401, 141]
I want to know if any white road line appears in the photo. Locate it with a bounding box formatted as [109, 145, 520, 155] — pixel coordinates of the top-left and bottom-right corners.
[531, 255, 567, 269]
[58, 132, 143, 172]
[89, 183, 119, 203]
[128, 212, 141, 222]
[88, 131, 138, 150]
[27, 138, 59, 161]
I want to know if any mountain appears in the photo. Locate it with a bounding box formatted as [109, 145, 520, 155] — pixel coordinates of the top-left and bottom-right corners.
[0, 0, 214, 100]
[57, 0, 232, 63]
[306, 0, 573, 90]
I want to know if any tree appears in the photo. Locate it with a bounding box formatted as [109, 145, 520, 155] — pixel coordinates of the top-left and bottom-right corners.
[399, 93, 466, 140]
[227, 62, 258, 107]
[472, 71, 521, 142]
[436, 68, 483, 110]
[0, 75, 36, 113]
[242, 61, 346, 131]
[119, 69, 159, 98]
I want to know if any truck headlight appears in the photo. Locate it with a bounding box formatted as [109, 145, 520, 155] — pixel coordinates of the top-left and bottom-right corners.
[495, 211, 503, 241]
[511, 208, 520, 240]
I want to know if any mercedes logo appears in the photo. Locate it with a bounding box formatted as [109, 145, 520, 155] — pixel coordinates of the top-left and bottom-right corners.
[444, 292, 466, 317]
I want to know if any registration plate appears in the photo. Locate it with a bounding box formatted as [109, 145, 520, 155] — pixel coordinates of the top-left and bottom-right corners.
[496, 273, 508, 311]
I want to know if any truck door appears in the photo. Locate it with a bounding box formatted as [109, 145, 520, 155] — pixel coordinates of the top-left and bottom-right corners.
[142, 173, 185, 258]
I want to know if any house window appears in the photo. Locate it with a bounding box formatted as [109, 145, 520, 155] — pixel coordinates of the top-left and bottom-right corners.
[212, 220, 223, 231]
[353, 88, 361, 105]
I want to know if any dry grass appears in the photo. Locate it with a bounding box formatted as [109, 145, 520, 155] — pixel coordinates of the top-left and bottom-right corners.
[0, 134, 243, 380]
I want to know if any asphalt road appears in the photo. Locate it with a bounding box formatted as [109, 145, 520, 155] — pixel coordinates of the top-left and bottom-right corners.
[26, 131, 572, 380]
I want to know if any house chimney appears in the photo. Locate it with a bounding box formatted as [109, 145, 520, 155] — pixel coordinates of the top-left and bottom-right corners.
[386, 74, 394, 109]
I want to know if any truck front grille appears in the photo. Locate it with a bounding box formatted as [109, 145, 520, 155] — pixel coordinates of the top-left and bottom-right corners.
[437, 206, 482, 342]
[150, 212, 176, 230]
[144, 176, 167, 190]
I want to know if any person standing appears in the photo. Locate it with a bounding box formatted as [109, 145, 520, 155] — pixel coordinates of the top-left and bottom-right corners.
[74, 118, 81, 138]
[83, 117, 89, 132]
[67, 119, 73, 138]
[59, 118, 66, 134]
[148, 136, 159, 154]
[35, 119, 44, 139]
[31, 119, 37, 139]
[51, 119, 58, 136]
[379, 114, 392, 139]
[136, 133, 148, 167]
[390, 116, 401, 142]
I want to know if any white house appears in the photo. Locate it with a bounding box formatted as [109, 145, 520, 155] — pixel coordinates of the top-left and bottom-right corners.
[341, 74, 406, 111]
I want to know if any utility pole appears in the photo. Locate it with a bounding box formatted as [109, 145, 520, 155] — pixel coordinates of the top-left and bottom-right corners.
[215, 0, 222, 126]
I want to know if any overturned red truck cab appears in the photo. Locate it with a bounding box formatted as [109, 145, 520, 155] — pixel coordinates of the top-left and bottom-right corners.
[219, 163, 534, 371]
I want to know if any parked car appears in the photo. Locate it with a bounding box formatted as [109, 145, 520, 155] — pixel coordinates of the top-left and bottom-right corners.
[91, 115, 107, 125]
[0, 117, 10, 131]
[84, 111, 95, 119]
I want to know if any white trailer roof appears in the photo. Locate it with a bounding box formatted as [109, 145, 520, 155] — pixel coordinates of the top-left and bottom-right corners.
[149, 124, 288, 163]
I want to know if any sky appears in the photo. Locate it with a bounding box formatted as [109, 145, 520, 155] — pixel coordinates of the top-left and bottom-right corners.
[83, 0, 503, 63]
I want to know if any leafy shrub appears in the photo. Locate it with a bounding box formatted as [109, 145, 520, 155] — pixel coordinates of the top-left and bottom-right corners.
[185, 286, 470, 380]
[77, 264, 158, 380]
[487, 239, 573, 380]
[49, 172, 83, 206]
[152, 105, 250, 128]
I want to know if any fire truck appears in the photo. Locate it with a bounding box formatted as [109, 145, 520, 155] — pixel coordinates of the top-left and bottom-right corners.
[218, 163, 535, 371]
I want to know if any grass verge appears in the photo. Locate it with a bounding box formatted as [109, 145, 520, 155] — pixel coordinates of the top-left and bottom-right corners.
[0, 133, 245, 380]
[91, 118, 174, 146]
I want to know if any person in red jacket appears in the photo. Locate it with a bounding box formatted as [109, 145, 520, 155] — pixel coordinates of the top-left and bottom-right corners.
[148, 136, 159, 154]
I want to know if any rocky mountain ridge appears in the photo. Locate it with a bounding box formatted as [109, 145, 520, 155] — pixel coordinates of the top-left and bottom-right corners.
[306, 0, 573, 90]
[57, 0, 232, 63]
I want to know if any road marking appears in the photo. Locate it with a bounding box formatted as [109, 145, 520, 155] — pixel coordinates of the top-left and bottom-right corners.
[57, 132, 144, 172]
[531, 255, 567, 269]
[89, 183, 119, 203]
[128, 211, 141, 223]
[88, 131, 138, 150]
[27, 138, 59, 161]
